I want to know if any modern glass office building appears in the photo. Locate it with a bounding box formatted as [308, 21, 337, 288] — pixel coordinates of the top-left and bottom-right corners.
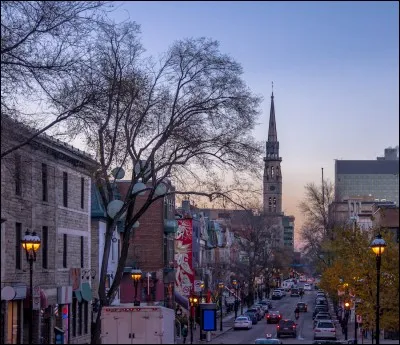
[335, 151, 399, 205]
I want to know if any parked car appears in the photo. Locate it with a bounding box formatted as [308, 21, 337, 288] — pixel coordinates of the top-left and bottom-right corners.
[248, 307, 262, 321]
[315, 298, 328, 307]
[290, 288, 300, 297]
[276, 288, 286, 296]
[234, 316, 253, 330]
[255, 303, 267, 315]
[313, 305, 329, 318]
[254, 338, 283, 344]
[304, 283, 312, 291]
[266, 310, 282, 324]
[244, 311, 258, 324]
[276, 319, 297, 338]
[313, 313, 333, 328]
[314, 320, 337, 340]
[272, 290, 283, 300]
[297, 302, 308, 312]
[258, 300, 271, 310]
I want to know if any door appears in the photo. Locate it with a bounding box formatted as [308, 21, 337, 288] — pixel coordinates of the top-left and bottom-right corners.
[131, 311, 146, 344]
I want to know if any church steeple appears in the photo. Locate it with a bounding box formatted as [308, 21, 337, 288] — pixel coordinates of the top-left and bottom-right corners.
[268, 92, 278, 142]
[263, 86, 282, 216]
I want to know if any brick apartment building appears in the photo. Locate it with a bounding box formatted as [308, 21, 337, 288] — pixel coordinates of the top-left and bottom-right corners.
[1, 116, 97, 344]
[116, 180, 176, 309]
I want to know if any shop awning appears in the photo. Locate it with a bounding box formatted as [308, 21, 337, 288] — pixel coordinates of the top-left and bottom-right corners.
[74, 290, 82, 302]
[81, 282, 93, 302]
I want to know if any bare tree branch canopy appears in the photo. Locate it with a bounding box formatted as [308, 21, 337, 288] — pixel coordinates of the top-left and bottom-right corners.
[56, 21, 263, 343]
[298, 180, 334, 259]
[1, 1, 111, 158]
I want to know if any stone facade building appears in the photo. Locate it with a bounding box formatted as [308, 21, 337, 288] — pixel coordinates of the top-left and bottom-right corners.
[1, 116, 97, 344]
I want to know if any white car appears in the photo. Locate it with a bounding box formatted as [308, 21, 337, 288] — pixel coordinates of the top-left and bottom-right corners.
[304, 283, 312, 291]
[234, 316, 253, 330]
[314, 320, 336, 340]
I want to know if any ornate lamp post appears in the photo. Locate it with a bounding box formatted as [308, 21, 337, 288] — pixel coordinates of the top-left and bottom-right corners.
[218, 282, 224, 331]
[131, 268, 142, 306]
[232, 279, 238, 319]
[21, 230, 41, 345]
[370, 234, 386, 345]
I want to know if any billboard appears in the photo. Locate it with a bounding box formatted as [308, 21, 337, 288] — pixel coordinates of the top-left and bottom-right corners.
[175, 219, 194, 297]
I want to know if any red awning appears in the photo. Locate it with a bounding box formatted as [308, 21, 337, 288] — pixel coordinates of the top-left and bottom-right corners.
[24, 288, 49, 309]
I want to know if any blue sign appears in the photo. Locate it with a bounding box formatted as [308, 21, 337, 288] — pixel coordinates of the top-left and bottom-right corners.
[202, 310, 216, 331]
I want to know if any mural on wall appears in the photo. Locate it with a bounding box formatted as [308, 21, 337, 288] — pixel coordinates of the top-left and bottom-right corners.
[175, 218, 194, 297]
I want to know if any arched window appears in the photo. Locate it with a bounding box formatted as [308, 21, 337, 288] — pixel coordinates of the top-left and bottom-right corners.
[269, 197, 272, 205]
[271, 167, 274, 178]
[266, 167, 269, 179]
[273, 197, 276, 205]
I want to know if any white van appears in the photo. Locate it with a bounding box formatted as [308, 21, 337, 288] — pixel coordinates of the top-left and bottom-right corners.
[303, 283, 312, 291]
[282, 280, 294, 291]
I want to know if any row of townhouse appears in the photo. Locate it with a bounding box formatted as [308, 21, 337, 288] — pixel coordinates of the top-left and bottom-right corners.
[1, 117, 178, 344]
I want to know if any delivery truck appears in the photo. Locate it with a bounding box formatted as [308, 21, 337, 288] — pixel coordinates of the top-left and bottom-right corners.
[101, 305, 175, 344]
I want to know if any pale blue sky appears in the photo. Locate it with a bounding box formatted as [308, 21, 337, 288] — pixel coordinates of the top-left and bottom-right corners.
[109, 1, 399, 238]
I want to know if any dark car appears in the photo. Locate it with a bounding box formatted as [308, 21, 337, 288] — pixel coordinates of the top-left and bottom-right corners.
[259, 300, 271, 310]
[297, 302, 308, 312]
[313, 306, 329, 318]
[290, 288, 300, 297]
[248, 307, 262, 321]
[266, 310, 282, 324]
[276, 319, 297, 338]
[244, 311, 258, 324]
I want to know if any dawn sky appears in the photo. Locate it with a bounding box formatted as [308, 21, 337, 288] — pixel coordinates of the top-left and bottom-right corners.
[109, 1, 399, 247]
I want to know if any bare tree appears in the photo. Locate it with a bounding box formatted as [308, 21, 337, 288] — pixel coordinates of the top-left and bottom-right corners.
[57, 20, 263, 343]
[1, 1, 111, 158]
[230, 212, 277, 307]
[298, 179, 334, 262]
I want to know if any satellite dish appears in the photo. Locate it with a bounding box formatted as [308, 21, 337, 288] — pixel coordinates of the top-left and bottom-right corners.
[111, 167, 125, 179]
[132, 182, 147, 196]
[107, 200, 124, 219]
[154, 182, 168, 196]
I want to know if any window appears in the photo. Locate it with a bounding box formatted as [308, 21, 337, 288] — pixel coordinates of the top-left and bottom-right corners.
[80, 236, 84, 268]
[271, 166, 274, 178]
[15, 155, 21, 195]
[273, 197, 276, 205]
[63, 172, 68, 207]
[72, 297, 77, 337]
[78, 302, 83, 335]
[42, 226, 48, 269]
[84, 301, 89, 334]
[15, 223, 22, 269]
[269, 197, 272, 205]
[80, 177, 84, 209]
[42, 163, 48, 201]
[63, 234, 67, 268]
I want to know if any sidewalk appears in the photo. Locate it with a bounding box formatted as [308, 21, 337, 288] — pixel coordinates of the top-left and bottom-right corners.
[176, 307, 248, 344]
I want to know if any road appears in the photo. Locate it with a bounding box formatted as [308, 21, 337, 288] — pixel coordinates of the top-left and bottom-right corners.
[209, 289, 321, 344]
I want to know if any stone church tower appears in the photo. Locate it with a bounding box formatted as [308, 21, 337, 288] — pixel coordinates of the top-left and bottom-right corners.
[263, 91, 283, 216]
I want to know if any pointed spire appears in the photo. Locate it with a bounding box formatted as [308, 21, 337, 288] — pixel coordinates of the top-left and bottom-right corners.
[268, 84, 277, 142]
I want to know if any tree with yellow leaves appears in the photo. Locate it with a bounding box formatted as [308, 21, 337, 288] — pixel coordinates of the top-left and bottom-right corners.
[320, 225, 399, 332]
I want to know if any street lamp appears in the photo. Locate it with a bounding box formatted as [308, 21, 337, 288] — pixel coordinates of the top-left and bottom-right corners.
[232, 279, 238, 319]
[131, 268, 142, 306]
[21, 230, 41, 345]
[218, 282, 224, 331]
[200, 281, 205, 303]
[370, 233, 386, 345]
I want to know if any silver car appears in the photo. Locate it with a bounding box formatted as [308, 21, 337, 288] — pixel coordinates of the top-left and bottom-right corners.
[234, 316, 253, 330]
[313, 320, 336, 340]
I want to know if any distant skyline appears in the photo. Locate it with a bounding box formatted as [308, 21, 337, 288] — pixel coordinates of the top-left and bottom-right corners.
[107, 1, 399, 247]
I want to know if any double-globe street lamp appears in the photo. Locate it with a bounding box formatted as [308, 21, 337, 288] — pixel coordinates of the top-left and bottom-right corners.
[370, 233, 386, 345]
[218, 282, 224, 331]
[21, 230, 41, 345]
[131, 268, 142, 306]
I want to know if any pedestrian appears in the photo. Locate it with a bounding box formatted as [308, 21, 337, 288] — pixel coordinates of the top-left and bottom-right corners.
[182, 325, 188, 344]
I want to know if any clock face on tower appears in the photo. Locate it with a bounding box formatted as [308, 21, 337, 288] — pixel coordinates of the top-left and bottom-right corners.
[269, 185, 276, 191]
